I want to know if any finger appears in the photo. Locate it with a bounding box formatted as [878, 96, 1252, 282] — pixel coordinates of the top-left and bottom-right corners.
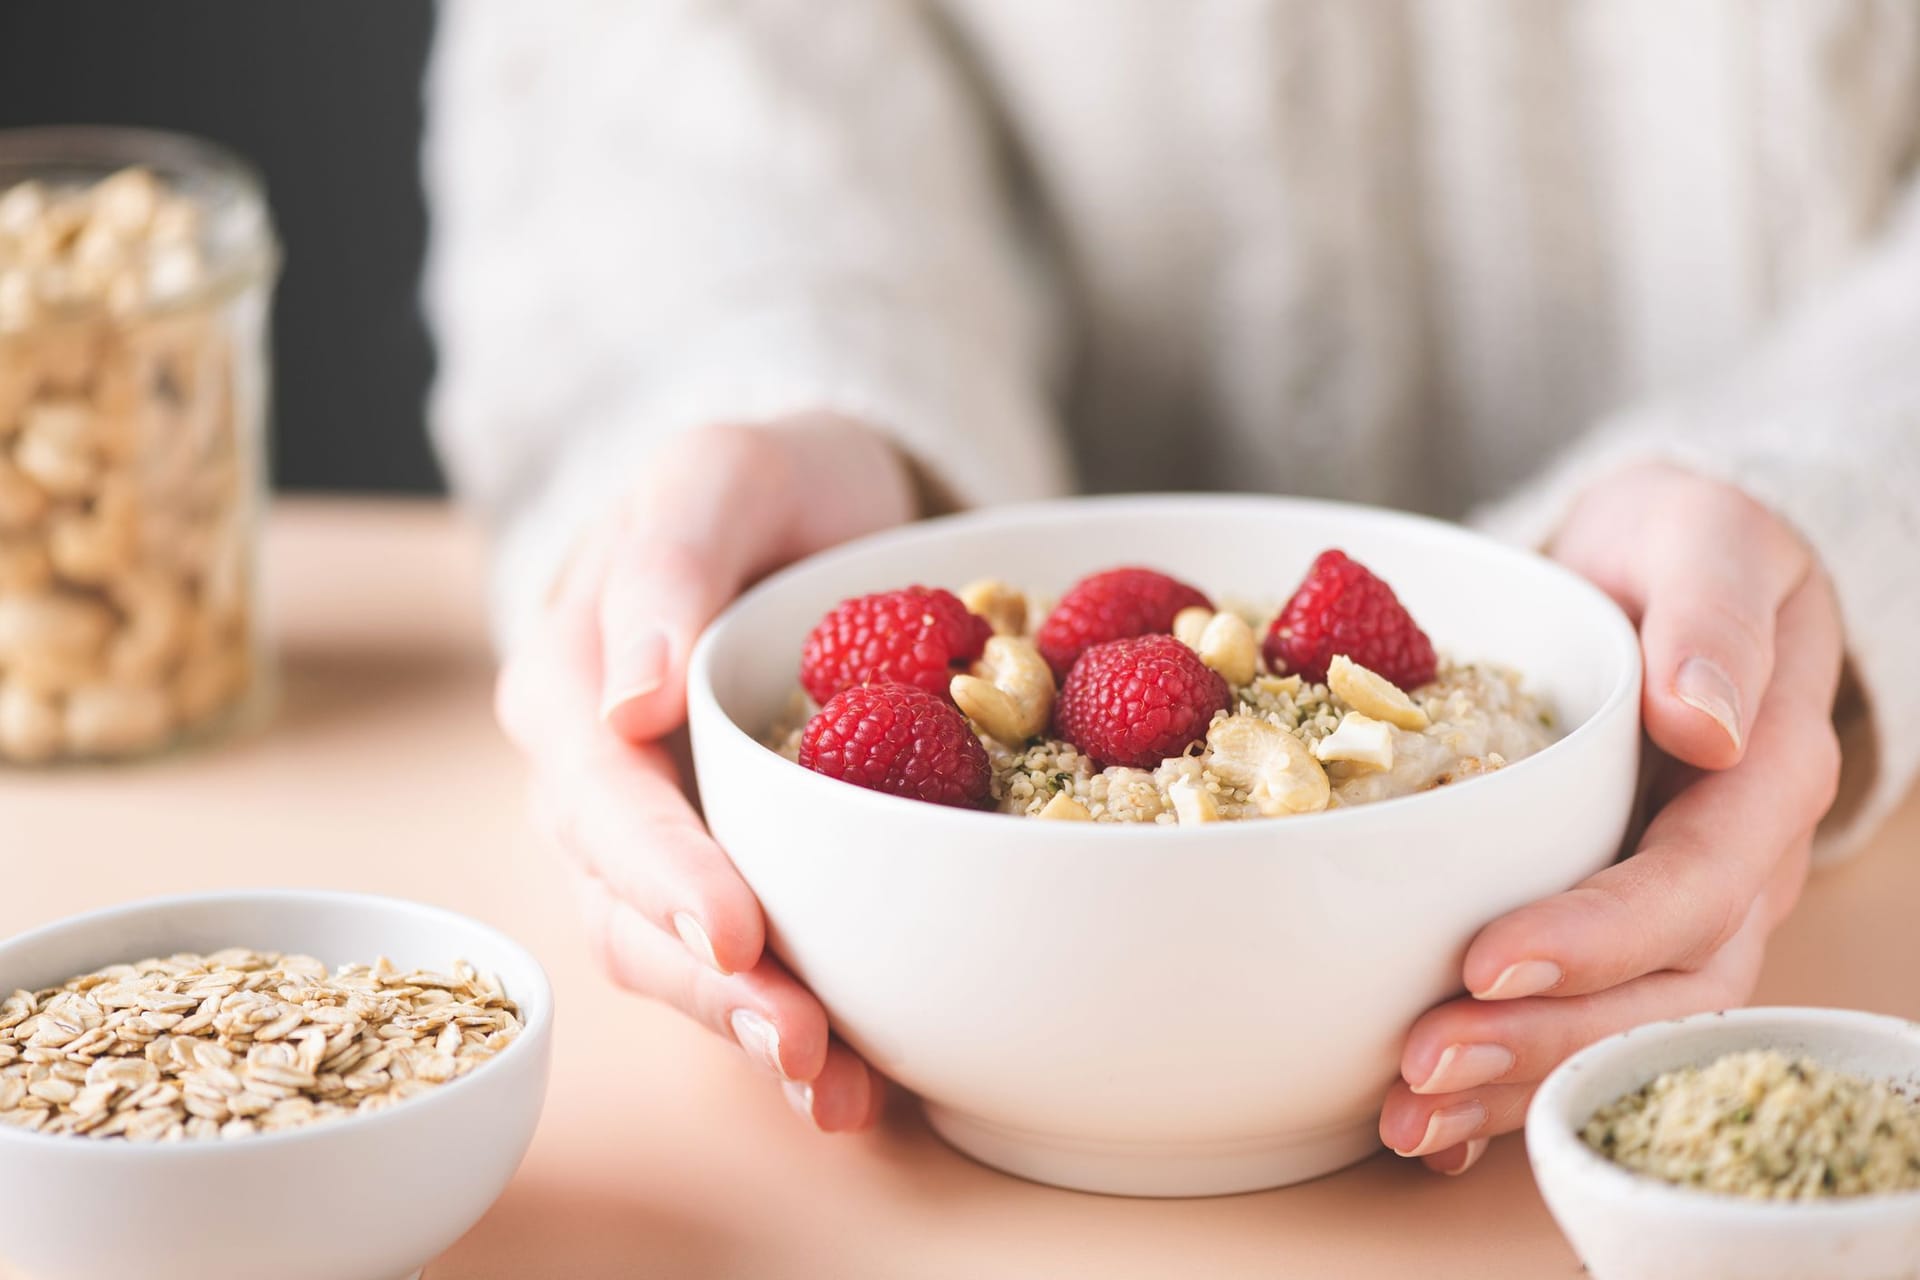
[506, 589, 768, 975]
[1405, 913, 1770, 1096]
[1462, 573, 1843, 1001]
[600, 425, 799, 740]
[1388, 924, 1768, 1157]
[569, 862, 830, 1083]
[789, 1037, 885, 1134]
[1421, 1138, 1489, 1176]
[1635, 485, 1809, 769]
[538, 740, 768, 975]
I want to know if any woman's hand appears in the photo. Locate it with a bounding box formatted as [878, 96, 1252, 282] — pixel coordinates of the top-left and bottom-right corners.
[496, 415, 918, 1131]
[1381, 462, 1845, 1175]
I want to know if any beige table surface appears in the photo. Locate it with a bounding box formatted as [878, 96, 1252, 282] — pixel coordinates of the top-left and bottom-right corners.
[3, 497, 1916, 1279]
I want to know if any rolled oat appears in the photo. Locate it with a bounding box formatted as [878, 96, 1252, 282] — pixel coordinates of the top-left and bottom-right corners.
[0, 950, 523, 1142]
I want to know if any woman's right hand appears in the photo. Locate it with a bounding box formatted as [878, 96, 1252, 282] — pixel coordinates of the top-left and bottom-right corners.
[496, 415, 921, 1130]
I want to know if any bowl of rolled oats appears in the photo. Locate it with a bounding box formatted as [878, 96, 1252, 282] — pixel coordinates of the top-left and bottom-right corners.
[687, 494, 1642, 1196]
[1529, 1007, 1920, 1280]
[0, 889, 553, 1280]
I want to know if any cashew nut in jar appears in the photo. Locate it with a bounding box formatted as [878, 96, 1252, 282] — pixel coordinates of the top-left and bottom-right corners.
[1205, 713, 1331, 815]
[951, 636, 1055, 745]
[46, 477, 138, 585]
[0, 539, 51, 593]
[0, 592, 115, 664]
[0, 680, 61, 764]
[107, 571, 190, 683]
[0, 457, 48, 531]
[958, 578, 1028, 638]
[12, 399, 103, 498]
[64, 683, 173, 758]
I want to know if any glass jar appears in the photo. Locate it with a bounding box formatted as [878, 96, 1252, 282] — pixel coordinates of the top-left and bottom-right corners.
[0, 127, 279, 763]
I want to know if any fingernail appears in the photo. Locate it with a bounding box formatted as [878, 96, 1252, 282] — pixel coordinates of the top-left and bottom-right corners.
[1393, 1100, 1486, 1158]
[673, 911, 731, 976]
[1412, 1043, 1516, 1095]
[1675, 656, 1742, 752]
[782, 1079, 816, 1125]
[730, 1009, 787, 1079]
[1439, 1138, 1490, 1176]
[600, 628, 671, 722]
[1476, 959, 1562, 1001]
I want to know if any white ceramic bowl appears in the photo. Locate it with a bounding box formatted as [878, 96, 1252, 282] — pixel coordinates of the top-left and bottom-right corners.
[0, 890, 553, 1280]
[688, 494, 1641, 1196]
[1529, 1007, 1920, 1280]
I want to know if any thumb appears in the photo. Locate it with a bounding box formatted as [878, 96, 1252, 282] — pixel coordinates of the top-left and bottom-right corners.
[599, 425, 797, 741]
[1635, 484, 1808, 770]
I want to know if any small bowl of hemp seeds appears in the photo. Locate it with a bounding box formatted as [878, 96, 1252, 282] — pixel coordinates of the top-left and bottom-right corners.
[1527, 1007, 1920, 1280]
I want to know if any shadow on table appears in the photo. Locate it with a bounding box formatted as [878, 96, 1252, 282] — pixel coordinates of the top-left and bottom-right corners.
[859, 1093, 1568, 1277]
[431, 1181, 742, 1279]
[274, 641, 493, 739]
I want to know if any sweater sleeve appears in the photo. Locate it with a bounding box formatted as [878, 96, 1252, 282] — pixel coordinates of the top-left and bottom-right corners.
[1476, 182, 1920, 862]
[423, 0, 1072, 648]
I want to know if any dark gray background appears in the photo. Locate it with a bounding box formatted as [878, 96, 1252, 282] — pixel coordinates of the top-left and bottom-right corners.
[0, 2, 442, 493]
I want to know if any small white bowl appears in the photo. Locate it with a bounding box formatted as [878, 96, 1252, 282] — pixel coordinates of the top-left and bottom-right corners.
[1528, 1007, 1920, 1280]
[0, 890, 553, 1280]
[689, 494, 1642, 1196]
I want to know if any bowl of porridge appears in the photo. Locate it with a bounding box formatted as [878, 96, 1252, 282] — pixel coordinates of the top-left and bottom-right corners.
[1528, 1007, 1920, 1280]
[688, 494, 1641, 1196]
[0, 890, 552, 1280]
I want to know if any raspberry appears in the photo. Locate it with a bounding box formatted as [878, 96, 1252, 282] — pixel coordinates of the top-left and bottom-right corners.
[1262, 549, 1436, 688]
[798, 682, 990, 808]
[1053, 634, 1231, 769]
[1035, 567, 1212, 678]
[799, 587, 991, 705]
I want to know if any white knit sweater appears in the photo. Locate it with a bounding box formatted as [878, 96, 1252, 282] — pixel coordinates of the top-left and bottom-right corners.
[424, 0, 1920, 857]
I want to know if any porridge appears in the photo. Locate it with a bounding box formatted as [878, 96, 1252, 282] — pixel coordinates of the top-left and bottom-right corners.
[1583, 1049, 1920, 1200]
[770, 549, 1557, 818]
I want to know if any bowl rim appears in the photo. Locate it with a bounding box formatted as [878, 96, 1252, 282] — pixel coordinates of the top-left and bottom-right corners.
[688, 492, 1644, 840]
[1527, 1005, 1920, 1220]
[0, 888, 554, 1160]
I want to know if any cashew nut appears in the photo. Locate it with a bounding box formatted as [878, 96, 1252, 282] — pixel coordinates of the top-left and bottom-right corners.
[1206, 713, 1330, 815]
[1313, 711, 1395, 771]
[0, 456, 48, 531]
[1169, 776, 1221, 825]
[1327, 654, 1429, 730]
[958, 578, 1028, 638]
[13, 400, 101, 497]
[1037, 791, 1092, 821]
[0, 538, 51, 593]
[0, 680, 61, 763]
[951, 636, 1055, 744]
[47, 479, 137, 584]
[65, 682, 173, 758]
[1172, 607, 1259, 687]
[107, 571, 189, 683]
[1172, 606, 1211, 650]
[0, 591, 114, 660]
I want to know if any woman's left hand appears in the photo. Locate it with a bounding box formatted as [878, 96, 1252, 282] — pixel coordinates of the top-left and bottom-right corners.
[1379, 461, 1846, 1175]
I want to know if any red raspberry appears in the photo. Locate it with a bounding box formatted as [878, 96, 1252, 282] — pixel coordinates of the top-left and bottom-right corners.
[1053, 634, 1231, 769]
[1035, 567, 1212, 678]
[1262, 549, 1437, 688]
[799, 587, 991, 705]
[798, 682, 990, 808]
